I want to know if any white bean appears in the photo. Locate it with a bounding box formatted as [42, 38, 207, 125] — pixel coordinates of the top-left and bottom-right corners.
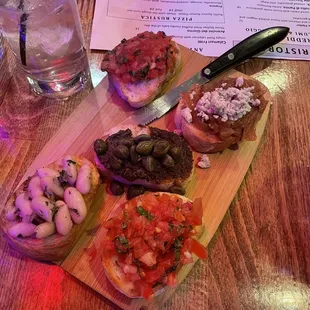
[15, 192, 33, 219]
[28, 176, 44, 198]
[31, 196, 54, 222]
[36, 167, 60, 179]
[35, 222, 56, 239]
[54, 201, 73, 236]
[62, 156, 77, 186]
[5, 207, 19, 221]
[76, 164, 91, 195]
[64, 187, 87, 224]
[40, 176, 64, 198]
[8, 222, 36, 238]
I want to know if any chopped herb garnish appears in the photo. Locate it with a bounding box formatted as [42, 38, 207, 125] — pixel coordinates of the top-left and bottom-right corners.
[134, 259, 143, 278]
[168, 221, 174, 231]
[123, 210, 128, 220]
[138, 63, 150, 79]
[174, 236, 183, 249]
[117, 55, 128, 64]
[136, 206, 154, 221]
[133, 49, 141, 56]
[115, 236, 128, 246]
[121, 38, 127, 43]
[122, 222, 127, 229]
[174, 248, 180, 261]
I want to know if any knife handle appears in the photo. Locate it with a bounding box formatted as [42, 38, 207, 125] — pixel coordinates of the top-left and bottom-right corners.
[201, 26, 289, 79]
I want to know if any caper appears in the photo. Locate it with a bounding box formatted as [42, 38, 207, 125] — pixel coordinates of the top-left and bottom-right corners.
[130, 145, 139, 164]
[113, 145, 129, 159]
[161, 154, 175, 168]
[127, 185, 145, 200]
[94, 139, 108, 155]
[143, 156, 159, 172]
[136, 141, 154, 155]
[153, 140, 170, 158]
[170, 186, 185, 195]
[168, 146, 181, 162]
[119, 138, 133, 147]
[110, 181, 124, 196]
[134, 134, 151, 144]
[109, 156, 123, 170]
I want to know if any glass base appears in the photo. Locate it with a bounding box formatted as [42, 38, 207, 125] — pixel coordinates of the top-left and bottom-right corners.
[27, 68, 91, 99]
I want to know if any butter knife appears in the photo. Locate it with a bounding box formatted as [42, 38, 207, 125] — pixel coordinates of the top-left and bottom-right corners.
[124, 26, 289, 126]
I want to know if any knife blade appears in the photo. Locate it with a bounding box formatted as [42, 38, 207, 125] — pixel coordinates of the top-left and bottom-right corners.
[124, 26, 289, 126]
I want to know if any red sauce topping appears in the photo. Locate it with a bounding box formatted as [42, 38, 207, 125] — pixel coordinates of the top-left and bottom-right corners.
[102, 193, 207, 299]
[101, 31, 177, 84]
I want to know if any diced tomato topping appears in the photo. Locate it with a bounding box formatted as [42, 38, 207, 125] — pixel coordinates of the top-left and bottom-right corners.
[167, 273, 178, 287]
[136, 280, 154, 300]
[144, 267, 165, 283]
[102, 193, 206, 299]
[190, 238, 208, 259]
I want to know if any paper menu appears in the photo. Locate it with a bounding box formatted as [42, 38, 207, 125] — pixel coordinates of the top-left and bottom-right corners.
[90, 0, 310, 60]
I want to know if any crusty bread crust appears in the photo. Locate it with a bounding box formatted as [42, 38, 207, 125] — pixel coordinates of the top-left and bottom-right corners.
[174, 73, 270, 153]
[95, 125, 193, 191]
[102, 192, 205, 298]
[0, 156, 100, 261]
[111, 41, 181, 108]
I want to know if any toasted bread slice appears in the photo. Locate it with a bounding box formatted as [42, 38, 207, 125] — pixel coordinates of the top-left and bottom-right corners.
[0, 156, 100, 261]
[110, 41, 181, 108]
[94, 125, 193, 191]
[175, 73, 270, 153]
[101, 192, 205, 298]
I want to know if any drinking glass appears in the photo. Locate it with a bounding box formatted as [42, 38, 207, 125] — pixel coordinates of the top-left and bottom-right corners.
[0, 0, 90, 99]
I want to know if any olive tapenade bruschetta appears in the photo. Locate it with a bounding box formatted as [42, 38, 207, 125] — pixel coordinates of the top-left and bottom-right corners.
[101, 192, 207, 299]
[175, 74, 270, 153]
[94, 125, 193, 194]
[101, 31, 181, 108]
[0, 156, 100, 261]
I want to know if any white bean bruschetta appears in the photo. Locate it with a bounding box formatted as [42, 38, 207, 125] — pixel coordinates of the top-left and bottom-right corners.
[175, 74, 270, 153]
[101, 192, 207, 299]
[0, 156, 100, 261]
[101, 31, 181, 108]
[93, 125, 193, 194]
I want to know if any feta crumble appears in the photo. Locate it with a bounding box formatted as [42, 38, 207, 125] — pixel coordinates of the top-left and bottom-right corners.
[181, 107, 193, 123]
[197, 154, 211, 169]
[195, 79, 260, 123]
[235, 76, 244, 87]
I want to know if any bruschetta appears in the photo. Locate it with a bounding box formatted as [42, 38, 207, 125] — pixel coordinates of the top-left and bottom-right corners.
[175, 74, 270, 153]
[0, 155, 100, 261]
[94, 125, 193, 194]
[101, 192, 207, 299]
[101, 31, 181, 108]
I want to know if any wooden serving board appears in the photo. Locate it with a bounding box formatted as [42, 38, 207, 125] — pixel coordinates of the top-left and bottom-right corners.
[18, 46, 271, 309]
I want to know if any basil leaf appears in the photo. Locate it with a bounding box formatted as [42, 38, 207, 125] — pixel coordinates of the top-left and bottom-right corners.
[136, 206, 154, 221]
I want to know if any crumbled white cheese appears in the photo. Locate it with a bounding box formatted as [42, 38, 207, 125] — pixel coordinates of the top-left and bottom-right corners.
[195, 82, 260, 122]
[235, 76, 244, 87]
[197, 154, 211, 169]
[181, 107, 193, 123]
[189, 91, 196, 100]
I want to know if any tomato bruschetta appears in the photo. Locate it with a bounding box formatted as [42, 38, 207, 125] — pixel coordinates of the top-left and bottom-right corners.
[101, 192, 207, 299]
[101, 31, 181, 108]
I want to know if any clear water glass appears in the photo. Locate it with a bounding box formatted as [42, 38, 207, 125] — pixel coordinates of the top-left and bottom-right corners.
[0, 0, 90, 99]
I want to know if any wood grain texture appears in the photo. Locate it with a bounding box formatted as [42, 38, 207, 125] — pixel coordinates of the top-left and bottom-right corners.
[0, 1, 309, 310]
